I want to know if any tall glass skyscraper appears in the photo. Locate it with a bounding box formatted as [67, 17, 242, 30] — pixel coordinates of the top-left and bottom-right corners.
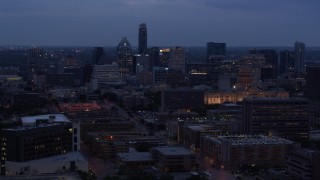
[294, 41, 306, 72]
[138, 23, 148, 54]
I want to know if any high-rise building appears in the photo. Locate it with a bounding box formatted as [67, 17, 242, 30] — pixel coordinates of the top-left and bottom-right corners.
[148, 47, 160, 69]
[91, 63, 125, 89]
[243, 98, 311, 141]
[117, 37, 133, 75]
[306, 66, 320, 99]
[249, 49, 278, 68]
[168, 47, 186, 73]
[206, 42, 226, 62]
[294, 41, 306, 72]
[279, 50, 295, 75]
[27, 48, 45, 74]
[138, 23, 147, 54]
[92, 47, 106, 65]
[133, 54, 150, 74]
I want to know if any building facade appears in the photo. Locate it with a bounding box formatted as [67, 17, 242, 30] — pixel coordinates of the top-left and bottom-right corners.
[138, 23, 148, 54]
[243, 98, 311, 140]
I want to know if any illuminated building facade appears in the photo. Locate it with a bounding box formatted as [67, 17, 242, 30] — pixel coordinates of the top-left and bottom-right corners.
[117, 37, 133, 75]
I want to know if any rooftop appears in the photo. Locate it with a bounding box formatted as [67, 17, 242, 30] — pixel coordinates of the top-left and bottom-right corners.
[117, 152, 153, 162]
[208, 135, 294, 146]
[8, 151, 86, 164]
[21, 114, 70, 126]
[154, 146, 194, 156]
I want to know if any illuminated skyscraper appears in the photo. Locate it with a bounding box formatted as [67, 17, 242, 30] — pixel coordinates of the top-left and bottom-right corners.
[138, 23, 147, 54]
[117, 37, 133, 75]
[294, 41, 306, 72]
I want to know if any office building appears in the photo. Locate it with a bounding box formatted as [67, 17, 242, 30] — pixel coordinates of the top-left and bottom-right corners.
[148, 47, 160, 69]
[159, 48, 170, 67]
[46, 73, 74, 87]
[27, 48, 45, 75]
[261, 67, 278, 81]
[243, 98, 311, 140]
[92, 47, 106, 65]
[117, 37, 133, 75]
[138, 23, 148, 54]
[294, 41, 306, 72]
[168, 47, 186, 73]
[161, 89, 205, 111]
[201, 135, 298, 169]
[90, 63, 125, 89]
[0, 114, 79, 174]
[64, 66, 84, 86]
[249, 49, 278, 68]
[133, 54, 150, 74]
[207, 42, 226, 62]
[306, 66, 320, 99]
[279, 50, 295, 75]
[151, 146, 196, 172]
[286, 149, 320, 180]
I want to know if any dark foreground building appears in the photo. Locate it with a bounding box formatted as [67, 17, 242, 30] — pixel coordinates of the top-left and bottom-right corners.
[243, 98, 311, 141]
[0, 114, 79, 175]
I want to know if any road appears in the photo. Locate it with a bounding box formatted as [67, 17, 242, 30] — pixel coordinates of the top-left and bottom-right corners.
[197, 153, 234, 180]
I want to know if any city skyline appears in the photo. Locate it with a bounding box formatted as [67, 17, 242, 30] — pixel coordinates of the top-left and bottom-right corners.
[0, 0, 319, 47]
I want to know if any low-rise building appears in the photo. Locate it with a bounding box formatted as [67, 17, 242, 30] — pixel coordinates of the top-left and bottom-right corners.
[286, 149, 320, 180]
[0, 114, 79, 175]
[151, 146, 196, 172]
[116, 152, 154, 169]
[201, 135, 299, 169]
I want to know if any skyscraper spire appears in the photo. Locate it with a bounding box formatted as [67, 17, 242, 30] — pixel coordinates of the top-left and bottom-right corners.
[138, 23, 147, 54]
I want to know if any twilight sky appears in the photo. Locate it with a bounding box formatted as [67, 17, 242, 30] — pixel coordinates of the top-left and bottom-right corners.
[0, 0, 319, 47]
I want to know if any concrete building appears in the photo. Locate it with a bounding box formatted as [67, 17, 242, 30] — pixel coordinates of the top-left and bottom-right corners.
[0, 114, 79, 175]
[161, 89, 204, 111]
[116, 152, 154, 169]
[5, 152, 87, 176]
[117, 37, 134, 75]
[286, 149, 320, 180]
[206, 42, 226, 62]
[168, 47, 186, 73]
[138, 23, 148, 54]
[243, 98, 311, 141]
[46, 73, 74, 88]
[201, 135, 299, 169]
[294, 41, 306, 72]
[151, 146, 196, 172]
[306, 66, 320, 99]
[91, 63, 125, 90]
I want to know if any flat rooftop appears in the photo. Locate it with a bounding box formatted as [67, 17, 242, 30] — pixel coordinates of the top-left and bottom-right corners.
[117, 152, 153, 162]
[8, 151, 86, 164]
[21, 114, 70, 126]
[154, 146, 194, 156]
[217, 135, 294, 146]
